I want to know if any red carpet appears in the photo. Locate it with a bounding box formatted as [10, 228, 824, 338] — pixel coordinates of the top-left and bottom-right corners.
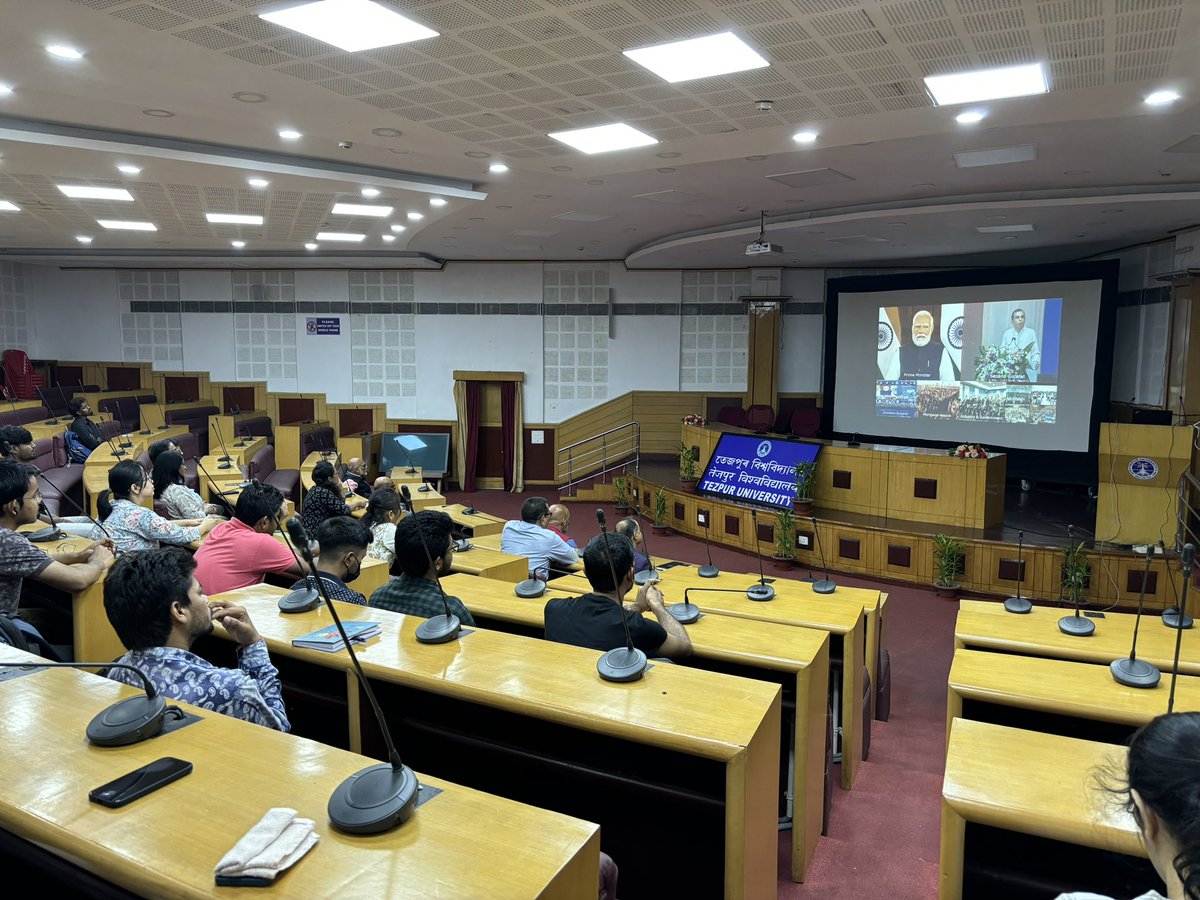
[448, 488, 958, 898]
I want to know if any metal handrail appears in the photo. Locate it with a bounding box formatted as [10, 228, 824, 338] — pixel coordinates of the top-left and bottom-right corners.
[1176, 470, 1200, 551]
[557, 420, 640, 496]
[558, 421, 640, 454]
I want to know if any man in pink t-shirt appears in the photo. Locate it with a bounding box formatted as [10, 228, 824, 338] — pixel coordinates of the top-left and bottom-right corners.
[193, 483, 310, 595]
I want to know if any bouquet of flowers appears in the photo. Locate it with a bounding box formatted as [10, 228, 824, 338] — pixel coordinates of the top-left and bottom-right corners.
[973, 345, 1031, 382]
[681, 414, 706, 426]
[953, 443, 988, 459]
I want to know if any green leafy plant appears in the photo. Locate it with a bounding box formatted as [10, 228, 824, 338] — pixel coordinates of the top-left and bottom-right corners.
[1061, 541, 1091, 603]
[653, 486, 668, 527]
[613, 475, 630, 507]
[774, 508, 796, 558]
[678, 442, 699, 480]
[932, 534, 966, 587]
[793, 460, 816, 501]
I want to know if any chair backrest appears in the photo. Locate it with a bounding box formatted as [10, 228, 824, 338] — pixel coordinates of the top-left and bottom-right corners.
[299, 426, 335, 460]
[249, 445, 276, 481]
[716, 406, 747, 428]
[745, 404, 775, 433]
[153, 498, 171, 519]
[31, 437, 56, 472]
[789, 407, 821, 438]
[0, 407, 50, 427]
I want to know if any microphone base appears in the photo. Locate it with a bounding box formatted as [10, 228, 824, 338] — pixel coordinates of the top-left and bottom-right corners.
[156, 425, 170, 430]
[634, 569, 658, 585]
[1162, 610, 1194, 630]
[417, 485, 430, 493]
[1058, 614, 1095, 636]
[697, 564, 719, 578]
[746, 583, 776, 602]
[328, 763, 420, 834]
[597, 646, 647, 682]
[118, 442, 132, 448]
[812, 579, 836, 595]
[1110, 657, 1161, 688]
[415, 614, 461, 644]
[26, 527, 64, 543]
[668, 602, 701, 624]
[278, 587, 321, 614]
[86, 694, 167, 747]
[514, 578, 546, 598]
[138, 429, 152, 436]
[1003, 595, 1032, 614]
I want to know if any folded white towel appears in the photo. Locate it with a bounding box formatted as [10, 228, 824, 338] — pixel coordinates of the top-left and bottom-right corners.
[215, 808, 318, 880]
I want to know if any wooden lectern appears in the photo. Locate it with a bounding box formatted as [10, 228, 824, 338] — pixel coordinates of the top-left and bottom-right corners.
[1096, 423, 1193, 545]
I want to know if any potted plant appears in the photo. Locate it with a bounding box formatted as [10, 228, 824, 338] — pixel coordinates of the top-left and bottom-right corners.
[793, 460, 816, 516]
[652, 487, 670, 535]
[1061, 539, 1091, 606]
[772, 507, 796, 571]
[678, 442, 700, 493]
[613, 475, 631, 513]
[932, 534, 966, 599]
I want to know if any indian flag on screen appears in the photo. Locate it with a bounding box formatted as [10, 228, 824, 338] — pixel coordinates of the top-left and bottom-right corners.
[878, 307, 900, 379]
[940, 303, 964, 375]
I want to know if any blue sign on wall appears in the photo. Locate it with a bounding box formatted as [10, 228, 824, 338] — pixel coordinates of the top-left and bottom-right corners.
[306, 317, 340, 335]
[698, 433, 821, 510]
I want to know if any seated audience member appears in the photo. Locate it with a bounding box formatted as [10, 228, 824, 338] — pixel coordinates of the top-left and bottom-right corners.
[546, 503, 577, 548]
[616, 516, 651, 574]
[193, 482, 310, 595]
[363, 489, 404, 565]
[67, 398, 104, 451]
[544, 532, 691, 660]
[300, 460, 367, 537]
[103, 547, 289, 731]
[0, 460, 113, 617]
[152, 450, 223, 520]
[370, 510, 475, 627]
[342, 457, 371, 499]
[0, 426, 36, 463]
[147, 438, 182, 465]
[98, 460, 220, 552]
[290, 516, 372, 605]
[1056, 711, 1200, 900]
[500, 496, 579, 580]
[373, 475, 395, 492]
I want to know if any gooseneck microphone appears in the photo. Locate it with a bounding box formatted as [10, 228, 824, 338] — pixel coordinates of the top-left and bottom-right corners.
[746, 509, 775, 601]
[1058, 525, 1094, 636]
[0, 659, 166, 746]
[101, 423, 127, 459]
[809, 514, 836, 594]
[631, 503, 659, 586]
[1167, 545, 1195, 713]
[35, 468, 113, 541]
[191, 456, 238, 519]
[271, 510, 320, 614]
[136, 396, 152, 436]
[668, 587, 703, 624]
[595, 508, 647, 683]
[212, 419, 234, 470]
[285, 516, 420, 833]
[231, 406, 247, 448]
[400, 484, 461, 644]
[697, 510, 719, 578]
[1004, 531, 1032, 614]
[1110, 545, 1161, 688]
[160, 377, 176, 430]
[1162, 540, 1194, 629]
[27, 501, 65, 542]
[35, 386, 59, 425]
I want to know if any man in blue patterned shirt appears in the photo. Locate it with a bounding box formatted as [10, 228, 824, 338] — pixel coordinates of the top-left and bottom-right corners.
[103, 547, 290, 731]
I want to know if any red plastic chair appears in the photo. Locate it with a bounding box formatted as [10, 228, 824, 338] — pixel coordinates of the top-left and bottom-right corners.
[745, 404, 775, 433]
[789, 408, 821, 438]
[2, 349, 45, 400]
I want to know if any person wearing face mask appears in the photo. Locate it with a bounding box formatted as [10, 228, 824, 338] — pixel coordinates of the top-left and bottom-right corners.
[884, 309, 956, 381]
[1000, 307, 1041, 383]
[289, 515, 373, 606]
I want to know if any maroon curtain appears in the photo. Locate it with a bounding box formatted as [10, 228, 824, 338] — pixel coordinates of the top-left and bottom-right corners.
[500, 381, 516, 491]
[463, 380, 481, 492]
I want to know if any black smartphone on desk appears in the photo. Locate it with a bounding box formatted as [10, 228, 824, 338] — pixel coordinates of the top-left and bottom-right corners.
[89, 757, 193, 808]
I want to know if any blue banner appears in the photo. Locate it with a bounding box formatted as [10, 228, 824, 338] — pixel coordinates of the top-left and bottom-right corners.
[698, 433, 821, 510]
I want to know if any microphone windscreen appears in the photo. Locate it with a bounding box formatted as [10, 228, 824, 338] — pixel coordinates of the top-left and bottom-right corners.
[400, 484, 411, 501]
[595, 508, 606, 526]
[1184, 543, 1196, 567]
[285, 517, 308, 547]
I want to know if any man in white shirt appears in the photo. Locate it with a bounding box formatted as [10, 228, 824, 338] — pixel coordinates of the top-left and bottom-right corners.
[999, 307, 1041, 382]
[500, 496, 579, 580]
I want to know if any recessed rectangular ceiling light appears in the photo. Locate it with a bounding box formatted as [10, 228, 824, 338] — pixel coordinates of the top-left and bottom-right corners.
[548, 123, 658, 155]
[954, 144, 1037, 168]
[623, 31, 769, 83]
[331, 203, 394, 217]
[924, 63, 1048, 106]
[206, 213, 264, 225]
[260, 0, 438, 53]
[0, 200, 18, 212]
[97, 219, 156, 231]
[976, 224, 1035, 233]
[316, 232, 366, 242]
[58, 185, 134, 201]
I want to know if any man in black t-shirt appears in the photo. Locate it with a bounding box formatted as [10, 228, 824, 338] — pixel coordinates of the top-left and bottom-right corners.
[67, 398, 104, 451]
[544, 532, 692, 660]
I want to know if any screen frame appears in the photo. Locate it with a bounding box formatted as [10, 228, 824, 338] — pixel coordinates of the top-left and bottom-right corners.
[820, 260, 1119, 485]
[380, 432, 452, 475]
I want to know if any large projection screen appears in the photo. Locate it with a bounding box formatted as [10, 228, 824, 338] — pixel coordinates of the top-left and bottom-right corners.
[829, 271, 1113, 454]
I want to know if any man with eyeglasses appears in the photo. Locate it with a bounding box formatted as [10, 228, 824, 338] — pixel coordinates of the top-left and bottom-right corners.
[0, 459, 113, 619]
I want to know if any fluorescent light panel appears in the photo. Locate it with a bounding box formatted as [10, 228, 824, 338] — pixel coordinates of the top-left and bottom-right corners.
[976, 224, 1034, 233]
[248, 178, 270, 188]
[206, 213, 263, 225]
[0, 84, 13, 96]
[260, 0, 438, 53]
[46, 45, 83, 60]
[331, 203, 393, 217]
[924, 63, 1048, 106]
[0, 200, 19, 212]
[97, 219, 156, 231]
[548, 123, 658, 154]
[954, 144, 1037, 168]
[623, 31, 768, 83]
[57, 185, 133, 201]
[316, 232, 365, 242]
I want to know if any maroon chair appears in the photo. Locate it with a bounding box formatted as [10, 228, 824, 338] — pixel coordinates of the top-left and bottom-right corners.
[745, 404, 775, 433]
[716, 406, 747, 428]
[876, 648, 891, 722]
[789, 407, 821, 438]
[248, 445, 299, 502]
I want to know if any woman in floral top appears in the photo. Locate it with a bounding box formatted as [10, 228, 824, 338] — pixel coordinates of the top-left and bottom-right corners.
[151, 450, 225, 520]
[98, 460, 220, 553]
[363, 488, 404, 566]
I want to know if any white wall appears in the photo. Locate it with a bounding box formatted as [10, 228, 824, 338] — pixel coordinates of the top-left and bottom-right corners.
[28, 267, 121, 361]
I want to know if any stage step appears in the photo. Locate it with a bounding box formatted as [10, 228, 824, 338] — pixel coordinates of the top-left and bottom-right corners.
[561, 482, 616, 503]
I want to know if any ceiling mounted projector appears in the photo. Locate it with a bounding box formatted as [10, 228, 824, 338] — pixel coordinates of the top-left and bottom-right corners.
[746, 210, 782, 256]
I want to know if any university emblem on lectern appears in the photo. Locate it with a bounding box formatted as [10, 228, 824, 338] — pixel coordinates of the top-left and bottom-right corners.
[1128, 457, 1158, 480]
[757, 440, 772, 458]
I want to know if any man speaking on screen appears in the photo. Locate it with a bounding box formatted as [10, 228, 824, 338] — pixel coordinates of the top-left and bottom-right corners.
[884, 309, 956, 381]
[1000, 308, 1041, 383]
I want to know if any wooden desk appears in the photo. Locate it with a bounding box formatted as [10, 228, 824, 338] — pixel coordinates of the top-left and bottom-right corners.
[429, 503, 505, 537]
[277, 421, 330, 470]
[0, 644, 600, 899]
[555, 561, 868, 788]
[450, 542, 533, 583]
[336, 431, 381, 477]
[955, 599, 1200, 675]
[439, 572, 829, 882]
[389, 466, 425, 485]
[208, 585, 782, 899]
[264, 533, 390, 599]
[208, 410, 267, 453]
[941, 718, 1144, 900]
[407, 485, 446, 512]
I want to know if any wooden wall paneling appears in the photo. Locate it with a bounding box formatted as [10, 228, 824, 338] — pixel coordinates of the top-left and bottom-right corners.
[210, 381, 266, 414]
[268, 392, 326, 426]
[523, 425, 557, 485]
[153, 370, 210, 404]
[829, 524, 869, 573]
[329, 403, 386, 437]
[554, 393, 636, 482]
[631, 391, 712, 454]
